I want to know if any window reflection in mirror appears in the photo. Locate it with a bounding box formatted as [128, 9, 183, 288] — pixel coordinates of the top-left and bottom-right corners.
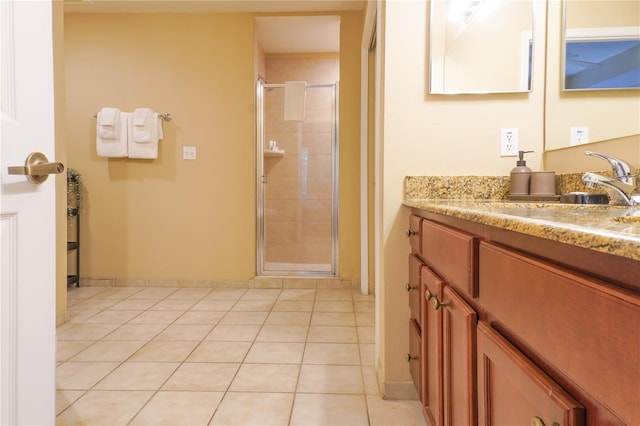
[563, 1, 640, 91]
[429, 0, 534, 94]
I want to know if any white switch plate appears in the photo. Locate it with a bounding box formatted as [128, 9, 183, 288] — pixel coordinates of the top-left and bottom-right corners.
[183, 146, 197, 160]
[500, 128, 519, 156]
[570, 127, 589, 146]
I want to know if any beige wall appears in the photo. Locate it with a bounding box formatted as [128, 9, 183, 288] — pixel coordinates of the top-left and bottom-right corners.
[65, 13, 257, 283]
[376, 0, 638, 395]
[62, 11, 362, 292]
[377, 0, 547, 391]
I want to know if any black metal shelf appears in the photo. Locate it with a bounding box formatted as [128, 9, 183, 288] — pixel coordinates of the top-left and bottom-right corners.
[67, 213, 80, 288]
[67, 170, 81, 288]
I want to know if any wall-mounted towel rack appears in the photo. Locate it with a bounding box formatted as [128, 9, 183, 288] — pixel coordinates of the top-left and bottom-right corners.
[94, 112, 173, 121]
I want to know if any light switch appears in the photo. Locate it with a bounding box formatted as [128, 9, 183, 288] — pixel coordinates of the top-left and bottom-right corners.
[183, 146, 197, 160]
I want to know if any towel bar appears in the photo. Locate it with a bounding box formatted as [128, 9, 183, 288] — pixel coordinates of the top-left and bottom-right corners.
[93, 112, 172, 121]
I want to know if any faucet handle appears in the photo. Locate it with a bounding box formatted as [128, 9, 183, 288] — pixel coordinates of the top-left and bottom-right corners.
[584, 151, 634, 179]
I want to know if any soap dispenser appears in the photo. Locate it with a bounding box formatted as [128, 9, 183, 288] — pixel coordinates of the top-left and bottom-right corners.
[509, 150, 533, 195]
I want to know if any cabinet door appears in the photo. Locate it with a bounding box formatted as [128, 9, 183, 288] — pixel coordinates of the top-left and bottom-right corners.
[409, 254, 424, 329]
[421, 266, 444, 426]
[477, 321, 585, 426]
[441, 285, 477, 426]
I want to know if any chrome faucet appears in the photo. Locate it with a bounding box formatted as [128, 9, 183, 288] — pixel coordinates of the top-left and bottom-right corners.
[582, 151, 640, 206]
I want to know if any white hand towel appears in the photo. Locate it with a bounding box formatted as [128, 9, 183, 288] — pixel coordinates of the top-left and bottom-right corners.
[133, 108, 153, 143]
[97, 112, 128, 158]
[99, 107, 119, 126]
[128, 112, 161, 159]
[97, 107, 121, 140]
[284, 81, 306, 121]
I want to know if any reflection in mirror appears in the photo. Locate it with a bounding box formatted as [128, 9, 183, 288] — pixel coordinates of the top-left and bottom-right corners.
[563, 1, 640, 91]
[545, 0, 640, 151]
[429, 0, 534, 94]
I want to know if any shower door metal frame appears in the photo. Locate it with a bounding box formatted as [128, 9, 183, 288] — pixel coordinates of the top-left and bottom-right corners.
[256, 79, 340, 277]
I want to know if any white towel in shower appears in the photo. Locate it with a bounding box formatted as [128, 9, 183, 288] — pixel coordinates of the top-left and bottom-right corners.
[128, 112, 163, 159]
[97, 107, 121, 140]
[96, 111, 128, 158]
[284, 81, 306, 121]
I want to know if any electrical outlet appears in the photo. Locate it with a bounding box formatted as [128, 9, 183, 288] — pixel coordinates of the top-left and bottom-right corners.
[500, 128, 519, 156]
[183, 146, 197, 160]
[570, 127, 589, 146]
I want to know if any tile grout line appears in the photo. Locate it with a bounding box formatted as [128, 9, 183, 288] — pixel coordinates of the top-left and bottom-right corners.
[57, 287, 381, 425]
[124, 287, 220, 426]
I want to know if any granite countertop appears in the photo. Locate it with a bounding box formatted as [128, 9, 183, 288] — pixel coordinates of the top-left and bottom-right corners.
[403, 199, 640, 261]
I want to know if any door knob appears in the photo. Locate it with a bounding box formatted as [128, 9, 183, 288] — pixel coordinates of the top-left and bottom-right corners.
[8, 152, 64, 184]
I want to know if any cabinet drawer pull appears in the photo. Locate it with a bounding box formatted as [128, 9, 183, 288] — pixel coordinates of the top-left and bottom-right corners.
[425, 289, 436, 300]
[406, 353, 418, 362]
[406, 229, 418, 237]
[405, 283, 417, 292]
[433, 296, 447, 310]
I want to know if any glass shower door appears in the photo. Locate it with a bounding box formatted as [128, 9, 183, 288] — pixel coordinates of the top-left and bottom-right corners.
[256, 81, 338, 276]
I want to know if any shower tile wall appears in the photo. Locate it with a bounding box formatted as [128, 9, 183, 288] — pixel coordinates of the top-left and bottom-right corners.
[264, 56, 339, 267]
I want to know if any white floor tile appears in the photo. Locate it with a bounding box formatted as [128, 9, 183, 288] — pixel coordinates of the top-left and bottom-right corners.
[210, 392, 294, 425]
[56, 285, 425, 426]
[129, 391, 224, 425]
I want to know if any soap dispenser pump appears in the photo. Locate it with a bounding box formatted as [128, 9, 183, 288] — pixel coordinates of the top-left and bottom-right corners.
[509, 150, 533, 195]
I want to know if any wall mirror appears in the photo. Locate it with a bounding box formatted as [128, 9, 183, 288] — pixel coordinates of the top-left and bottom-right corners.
[563, 0, 640, 91]
[429, 0, 534, 94]
[545, 0, 640, 151]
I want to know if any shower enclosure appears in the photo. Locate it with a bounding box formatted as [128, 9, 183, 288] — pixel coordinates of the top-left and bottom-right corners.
[256, 79, 339, 276]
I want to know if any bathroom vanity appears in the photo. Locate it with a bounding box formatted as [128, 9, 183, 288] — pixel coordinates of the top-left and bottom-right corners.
[403, 199, 640, 426]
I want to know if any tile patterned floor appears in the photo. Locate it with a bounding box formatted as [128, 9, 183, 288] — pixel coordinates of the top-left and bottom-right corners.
[56, 286, 426, 426]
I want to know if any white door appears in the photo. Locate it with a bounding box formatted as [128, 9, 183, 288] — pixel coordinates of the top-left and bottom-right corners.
[1, 0, 58, 424]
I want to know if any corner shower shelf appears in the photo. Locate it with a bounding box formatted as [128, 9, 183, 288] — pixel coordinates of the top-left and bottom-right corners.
[264, 149, 285, 158]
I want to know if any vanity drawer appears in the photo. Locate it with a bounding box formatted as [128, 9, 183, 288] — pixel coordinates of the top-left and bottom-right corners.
[479, 242, 640, 424]
[408, 214, 422, 253]
[409, 319, 422, 399]
[421, 219, 479, 298]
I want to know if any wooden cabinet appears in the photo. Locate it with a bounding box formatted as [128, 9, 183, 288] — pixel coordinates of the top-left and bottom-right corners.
[408, 214, 422, 253]
[477, 321, 585, 426]
[409, 209, 639, 426]
[418, 221, 478, 426]
[479, 241, 639, 424]
[407, 215, 424, 398]
[408, 319, 422, 399]
[408, 254, 423, 329]
[441, 285, 477, 426]
[421, 266, 443, 426]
